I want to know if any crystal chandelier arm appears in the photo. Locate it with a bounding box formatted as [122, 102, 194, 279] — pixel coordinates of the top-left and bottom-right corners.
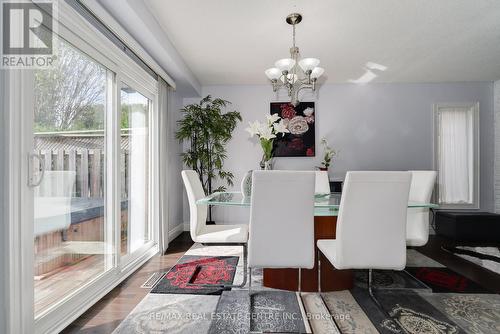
[298, 75, 312, 85]
[271, 79, 285, 92]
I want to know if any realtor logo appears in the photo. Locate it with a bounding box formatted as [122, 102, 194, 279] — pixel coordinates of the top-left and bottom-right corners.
[1, 0, 57, 68]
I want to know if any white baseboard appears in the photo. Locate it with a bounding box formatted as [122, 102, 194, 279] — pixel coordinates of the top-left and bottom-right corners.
[183, 221, 190, 231]
[168, 223, 184, 242]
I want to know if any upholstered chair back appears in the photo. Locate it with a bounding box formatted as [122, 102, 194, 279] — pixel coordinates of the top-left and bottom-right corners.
[248, 170, 315, 269]
[181, 170, 207, 241]
[406, 170, 437, 246]
[335, 171, 411, 270]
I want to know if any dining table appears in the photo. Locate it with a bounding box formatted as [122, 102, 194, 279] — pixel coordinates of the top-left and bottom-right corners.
[197, 191, 438, 292]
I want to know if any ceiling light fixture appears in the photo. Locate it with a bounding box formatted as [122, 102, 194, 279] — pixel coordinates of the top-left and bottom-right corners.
[265, 13, 324, 106]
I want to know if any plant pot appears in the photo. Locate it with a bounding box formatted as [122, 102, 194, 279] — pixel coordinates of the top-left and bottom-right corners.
[319, 167, 328, 171]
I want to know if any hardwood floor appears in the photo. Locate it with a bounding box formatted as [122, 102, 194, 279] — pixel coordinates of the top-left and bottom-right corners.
[418, 234, 500, 293]
[61, 232, 193, 334]
[60, 232, 499, 333]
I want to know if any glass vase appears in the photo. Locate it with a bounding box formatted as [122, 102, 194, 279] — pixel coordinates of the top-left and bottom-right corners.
[260, 156, 273, 170]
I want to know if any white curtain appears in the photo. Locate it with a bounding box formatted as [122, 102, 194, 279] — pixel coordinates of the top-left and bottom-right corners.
[438, 107, 474, 204]
[158, 77, 171, 253]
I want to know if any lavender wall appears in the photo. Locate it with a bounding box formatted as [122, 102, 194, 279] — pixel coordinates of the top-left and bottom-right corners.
[183, 82, 494, 225]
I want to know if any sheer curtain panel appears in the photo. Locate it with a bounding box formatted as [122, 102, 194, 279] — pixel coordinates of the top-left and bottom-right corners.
[158, 78, 171, 253]
[436, 104, 478, 208]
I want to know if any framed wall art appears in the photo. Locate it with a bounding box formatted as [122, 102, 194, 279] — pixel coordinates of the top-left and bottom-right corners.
[270, 102, 315, 157]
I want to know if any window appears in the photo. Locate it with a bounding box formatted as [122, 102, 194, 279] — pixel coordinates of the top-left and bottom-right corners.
[33, 37, 113, 316]
[434, 103, 479, 208]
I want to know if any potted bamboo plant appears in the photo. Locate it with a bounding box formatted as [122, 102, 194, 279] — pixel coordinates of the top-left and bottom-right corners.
[176, 95, 241, 224]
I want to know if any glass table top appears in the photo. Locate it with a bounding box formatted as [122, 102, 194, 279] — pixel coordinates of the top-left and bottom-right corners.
[197, 192, 438, 216]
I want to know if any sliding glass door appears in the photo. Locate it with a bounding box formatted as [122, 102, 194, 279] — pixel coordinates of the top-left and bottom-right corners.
[22, 25, 158, 334]
[2, 3, 161, 332]
[30, 41, 156, 319]
[32, 37, 113, 317]
[119, 85, 153, 257]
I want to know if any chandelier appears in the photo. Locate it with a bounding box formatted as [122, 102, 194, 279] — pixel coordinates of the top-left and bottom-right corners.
[265, 13, 324, 106]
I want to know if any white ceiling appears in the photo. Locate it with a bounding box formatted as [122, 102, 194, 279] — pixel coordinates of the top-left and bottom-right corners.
[146, 0, 500, 85]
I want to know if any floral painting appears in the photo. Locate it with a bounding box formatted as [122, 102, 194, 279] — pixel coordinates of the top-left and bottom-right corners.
[270, 102, 315, 157]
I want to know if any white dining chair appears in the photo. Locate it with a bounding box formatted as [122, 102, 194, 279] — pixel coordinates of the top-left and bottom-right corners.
[181, 170, 249, 288]
[248, 170, 315, 295]
[406, 170, 437, 247]
[34, 170, 76, 237]
[317, 171, 411, 310]
[315, 170, 331, 195]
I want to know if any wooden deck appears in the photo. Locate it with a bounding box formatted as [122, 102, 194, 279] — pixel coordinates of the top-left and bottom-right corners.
[35, 237, 127, 315]
[35, 254, 105, 315]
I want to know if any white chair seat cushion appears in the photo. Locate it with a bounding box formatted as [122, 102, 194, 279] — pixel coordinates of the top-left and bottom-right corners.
[317, 239, 339, 268]
[195, 224, 249, 243]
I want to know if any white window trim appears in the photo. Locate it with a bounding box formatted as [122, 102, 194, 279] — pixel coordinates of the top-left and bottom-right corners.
[432, 102, 480, 210]
[3, 1, 164, 333]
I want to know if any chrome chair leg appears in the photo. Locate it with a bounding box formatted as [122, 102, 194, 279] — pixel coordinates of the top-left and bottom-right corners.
[248, 267, 252, 296]
[367, 269, 391, 317]
[317, 248, 322, 293]
[298, 268, 302, 294]
[248, 267, 254, 332]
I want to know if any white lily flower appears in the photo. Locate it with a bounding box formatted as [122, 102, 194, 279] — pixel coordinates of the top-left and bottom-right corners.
[273, 119, 290, 135]
[266, 113, 281, 124]
[259, 126, 277, 140]
[258, 122, 270, 134]
[245, 121, 261, 137]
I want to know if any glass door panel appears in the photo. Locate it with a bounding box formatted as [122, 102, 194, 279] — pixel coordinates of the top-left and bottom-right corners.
[120, 86, 151, 255]
[32, 38, 112, 316]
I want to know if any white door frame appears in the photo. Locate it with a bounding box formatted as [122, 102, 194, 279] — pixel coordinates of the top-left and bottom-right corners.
[2, 66, 37, 334]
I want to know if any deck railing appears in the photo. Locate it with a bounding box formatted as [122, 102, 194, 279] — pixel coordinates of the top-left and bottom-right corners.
[34, 130, 130, 199]
[33, 131, 130, 277]
[32, 149, 130, 198]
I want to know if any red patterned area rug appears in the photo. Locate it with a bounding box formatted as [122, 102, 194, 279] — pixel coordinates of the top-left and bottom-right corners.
[405, 267, 492, 293]
[151, 255, 239, 295]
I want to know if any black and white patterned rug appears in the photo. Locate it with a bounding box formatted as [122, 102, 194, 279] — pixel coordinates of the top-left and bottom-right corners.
[208, 290, 308, 333]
